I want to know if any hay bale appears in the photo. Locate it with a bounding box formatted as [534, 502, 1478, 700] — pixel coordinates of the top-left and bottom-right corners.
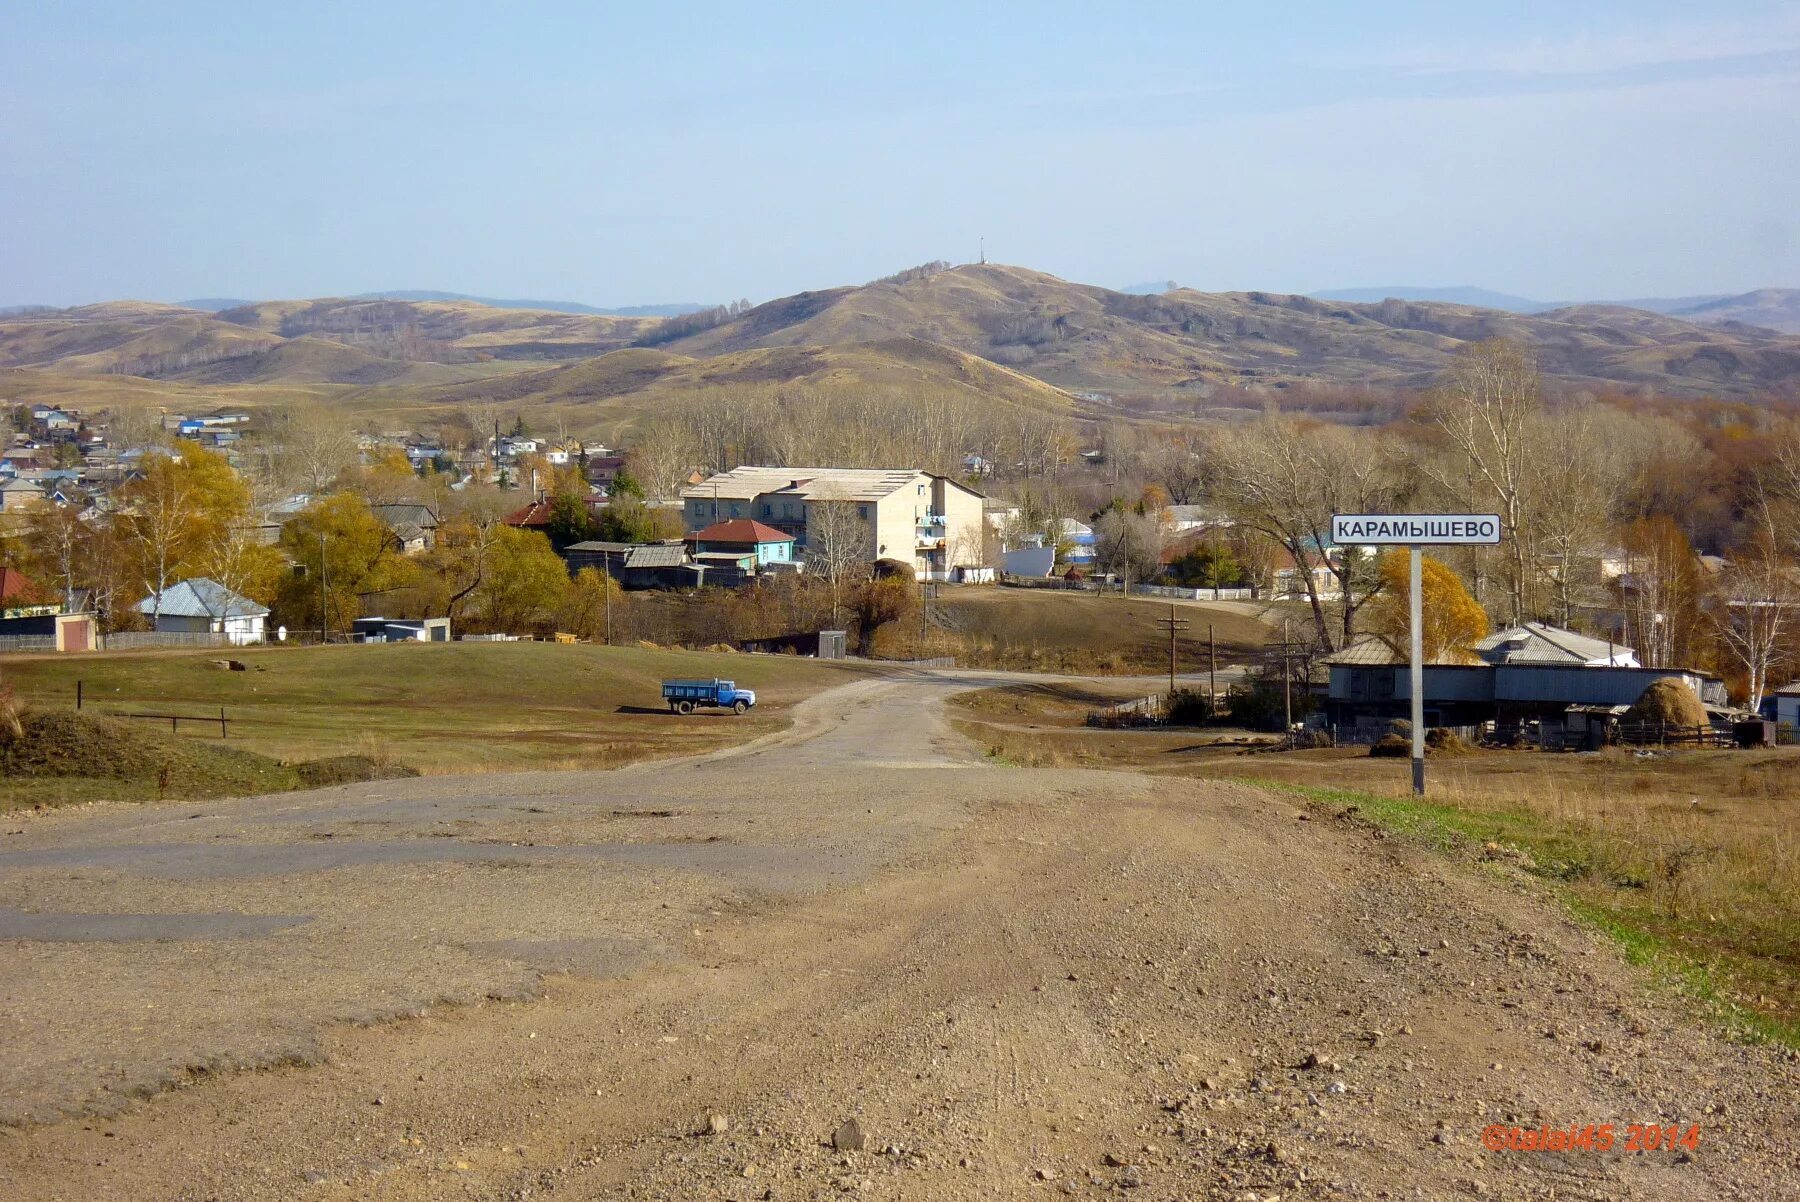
[1369, 733, 1411, 758]
[635, 640, 661, 651]
[1425, 728, 1475, 756]
[1626, 678, 1707, 727]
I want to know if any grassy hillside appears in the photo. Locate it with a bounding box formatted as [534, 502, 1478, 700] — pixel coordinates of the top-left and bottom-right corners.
[394, 337, 1074, 417]
[166, 337, 499, 387]
[0, 642, 859, 807]
[0, 306, 286, 376]
[214, 297, 660, 359]
[928, 587, 1279, 673]
[10, 270, 1798, 435]
[660, 263, 1800, 399]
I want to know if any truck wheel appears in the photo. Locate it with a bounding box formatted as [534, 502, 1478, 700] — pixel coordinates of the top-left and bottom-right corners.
[732, 699, 749, 714]
[677, 700, 694, 715]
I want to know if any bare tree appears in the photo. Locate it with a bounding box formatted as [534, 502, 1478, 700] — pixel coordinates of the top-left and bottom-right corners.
[1210, 418, 1398, 650]
[1709, 530, 1797, 711]
[277, 404, 360, 494]
[804, 489, 873, 623]
[1529, 402, 1630, 627]
[630, 417, 699, 500]
[1093, 507, 1164, 586]
[1419, 340, 1542, 624]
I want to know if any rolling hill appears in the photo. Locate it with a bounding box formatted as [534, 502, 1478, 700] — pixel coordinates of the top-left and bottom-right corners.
[7, 267, 1799, 440]
[654, 264, 1800, 399]
[380, 338, 1074, 417]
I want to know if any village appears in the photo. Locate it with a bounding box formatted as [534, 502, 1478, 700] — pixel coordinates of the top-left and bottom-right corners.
[2, 390, 1797, 748]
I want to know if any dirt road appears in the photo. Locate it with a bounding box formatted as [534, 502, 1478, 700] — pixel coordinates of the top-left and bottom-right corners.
[1, 671, 1796, 1200]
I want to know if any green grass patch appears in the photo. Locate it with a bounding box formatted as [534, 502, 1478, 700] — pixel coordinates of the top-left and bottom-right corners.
[1238, 777, 1800, 1052]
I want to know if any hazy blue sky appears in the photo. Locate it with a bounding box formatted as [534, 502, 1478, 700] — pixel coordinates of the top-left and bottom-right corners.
[5, 2, 1798, 307]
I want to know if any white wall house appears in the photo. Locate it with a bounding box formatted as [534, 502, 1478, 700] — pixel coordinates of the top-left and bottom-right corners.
[135, 578, 268, 645]
[683, 466, 987, 581]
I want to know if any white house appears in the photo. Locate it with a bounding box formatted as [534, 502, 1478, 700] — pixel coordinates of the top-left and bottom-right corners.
[136, 578, 268, 645]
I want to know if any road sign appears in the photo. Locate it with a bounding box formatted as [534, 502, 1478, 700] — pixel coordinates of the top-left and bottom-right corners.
[1330, 512, 1503, 798]
[1331, 514, 1501, 546]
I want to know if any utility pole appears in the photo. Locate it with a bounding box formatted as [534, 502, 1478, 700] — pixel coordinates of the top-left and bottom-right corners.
[603, 551, 613, 646]
[1155, 604, 1190, 697]
[318, 533, 329, 644]
[1409, 547, 1425, 797]
[1282, 617, 1292, 731]
[919, 577, 928, 649]
[1208, 622, 1217, 708]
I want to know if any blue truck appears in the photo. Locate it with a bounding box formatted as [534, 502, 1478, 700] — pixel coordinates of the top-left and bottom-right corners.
[661, 678, 757, 715]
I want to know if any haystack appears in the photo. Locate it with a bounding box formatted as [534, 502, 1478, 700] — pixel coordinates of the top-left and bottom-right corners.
[1625, 678, 1707, 726]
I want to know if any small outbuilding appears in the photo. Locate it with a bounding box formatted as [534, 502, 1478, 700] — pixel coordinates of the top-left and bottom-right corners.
[351, 616, 451, 643]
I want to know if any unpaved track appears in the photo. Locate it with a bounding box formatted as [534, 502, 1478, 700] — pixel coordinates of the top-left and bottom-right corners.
[1, 672, 1796, 1200]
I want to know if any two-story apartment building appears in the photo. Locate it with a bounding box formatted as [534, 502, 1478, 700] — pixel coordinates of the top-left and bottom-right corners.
[682, 466, 986, 581]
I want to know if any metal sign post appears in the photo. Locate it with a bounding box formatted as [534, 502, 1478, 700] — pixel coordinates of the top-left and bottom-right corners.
[1331, 513, 1502, 797]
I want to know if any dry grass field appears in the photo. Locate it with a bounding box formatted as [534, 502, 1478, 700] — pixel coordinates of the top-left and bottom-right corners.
[949, 680, 1800, 1047]
[927, 586, 1282, 673]
[0, 642, 860, 809]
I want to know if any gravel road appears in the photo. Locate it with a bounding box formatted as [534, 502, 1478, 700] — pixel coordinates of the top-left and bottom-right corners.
[0, 670, 1795, 1200]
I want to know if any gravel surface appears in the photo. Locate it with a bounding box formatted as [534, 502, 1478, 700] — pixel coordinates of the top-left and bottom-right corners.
[0, 670, 1795, 1200]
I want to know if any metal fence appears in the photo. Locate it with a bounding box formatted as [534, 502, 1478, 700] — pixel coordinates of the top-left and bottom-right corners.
[1129, 584, 1259, 602]
[101, 631, 239, 650]
[1087, 694, 1166, 728]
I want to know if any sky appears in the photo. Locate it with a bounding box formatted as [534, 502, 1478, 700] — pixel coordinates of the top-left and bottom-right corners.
[4, 1, 1799, 308]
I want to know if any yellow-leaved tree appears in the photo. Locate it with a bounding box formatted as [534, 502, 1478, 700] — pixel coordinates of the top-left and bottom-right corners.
[1366, 551, 1490, 662]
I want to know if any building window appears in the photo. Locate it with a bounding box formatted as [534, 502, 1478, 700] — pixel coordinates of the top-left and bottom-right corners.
[858, 505, 869, 520]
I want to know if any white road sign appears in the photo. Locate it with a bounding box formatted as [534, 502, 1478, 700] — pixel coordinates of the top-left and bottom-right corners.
[1331, 513, 1501, 546]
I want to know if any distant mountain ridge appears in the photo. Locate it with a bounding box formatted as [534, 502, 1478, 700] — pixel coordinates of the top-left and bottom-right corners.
[172, 291, 710, 318]
[1311, 286, 1800, 333]
[1309, 286, 1561, 313]
[5, 267, 1800, 414]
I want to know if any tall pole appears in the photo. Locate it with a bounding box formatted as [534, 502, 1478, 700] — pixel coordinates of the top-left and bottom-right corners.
[1208, 623, 1216, 708]
[318, 533, 328, 644]
[1409, 546, 1425, 796]
[1282, 617, 1292, 731]
[1168, 603, 1177, 696]
[603, 551, 612, 646]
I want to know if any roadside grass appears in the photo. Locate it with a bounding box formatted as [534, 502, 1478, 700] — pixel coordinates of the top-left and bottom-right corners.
[1240, 778, 1800, 1050]
[0, 642, 859, 810]
[927, 588, 1282, 675]
[948, 680, 1800, 1048]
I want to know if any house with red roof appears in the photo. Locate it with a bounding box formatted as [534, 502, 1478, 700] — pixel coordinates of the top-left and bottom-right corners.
[689, 518, 796, 568]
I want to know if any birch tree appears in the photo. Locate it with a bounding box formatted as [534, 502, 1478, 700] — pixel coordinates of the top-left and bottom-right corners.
[804, 489, 873, 623]
[1709, 531, 1797, 711]
[1420, 340, 1542, 624]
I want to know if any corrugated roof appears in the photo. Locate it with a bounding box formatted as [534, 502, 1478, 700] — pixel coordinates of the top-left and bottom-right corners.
[1475, 622, 1632, 665]
[1318, 637, 1479, 666]
[682, 465, 926, 503]
[135, 577, 268, 620]
[369, 503, 440, 528]
[624, 544, 688, 569]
